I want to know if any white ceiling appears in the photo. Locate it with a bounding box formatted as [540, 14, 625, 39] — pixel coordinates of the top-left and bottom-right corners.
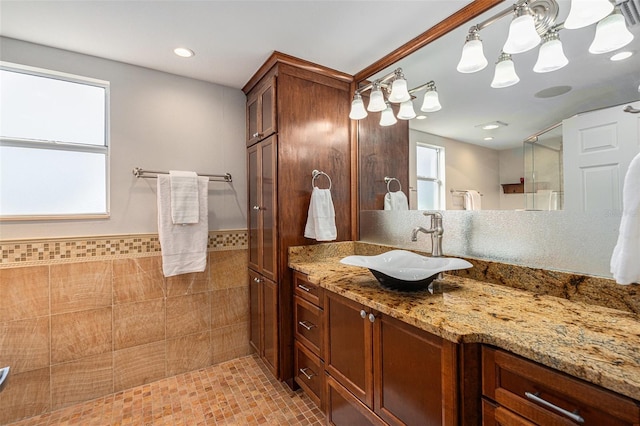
[0, 0, 473, 89]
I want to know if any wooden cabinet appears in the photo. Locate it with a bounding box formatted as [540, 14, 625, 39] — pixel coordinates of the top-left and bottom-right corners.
[293, 272, 325, 409]
[324, 291, 466, 426]
[247, 135, 277, 281]
[249, 269, 278, 375]
[246, 76, 276, 146]
[482, 346, 640, 425]
[244, 52, 352, 385]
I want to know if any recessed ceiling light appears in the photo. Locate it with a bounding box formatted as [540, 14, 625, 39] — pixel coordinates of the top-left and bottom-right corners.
[415, 115, 427, 120]
[174, 47, 195, 58]
[475, 120, 508, 130]
[610, 51, 633, 61]
[484, 136, 494, 141]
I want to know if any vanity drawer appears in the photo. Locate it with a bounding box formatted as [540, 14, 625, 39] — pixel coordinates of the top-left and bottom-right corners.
[294, 340, 324, 409]
[294, 295, 323, 356]
[482, 346, 640, 425]
[294, 271, 323, 308]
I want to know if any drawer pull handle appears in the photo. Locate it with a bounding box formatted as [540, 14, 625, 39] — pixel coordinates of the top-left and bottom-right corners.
[525, 392, 584, 424]
[298, 320, 317, 331]
[299, 367, 315, 380]
[297, 284, 311, 292]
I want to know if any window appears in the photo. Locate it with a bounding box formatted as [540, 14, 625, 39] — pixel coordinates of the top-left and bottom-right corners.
[0, 62, 109, 219]
[416, 143, 445, 210]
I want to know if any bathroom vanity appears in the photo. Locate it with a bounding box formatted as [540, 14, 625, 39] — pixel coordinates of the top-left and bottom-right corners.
[289, 242, 640, 425]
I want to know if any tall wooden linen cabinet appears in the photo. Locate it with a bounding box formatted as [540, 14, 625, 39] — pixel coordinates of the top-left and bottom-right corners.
[243, 52, 353, 386]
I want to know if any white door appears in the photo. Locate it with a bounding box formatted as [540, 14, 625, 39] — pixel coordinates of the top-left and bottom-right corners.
[563, 101, 640, 212]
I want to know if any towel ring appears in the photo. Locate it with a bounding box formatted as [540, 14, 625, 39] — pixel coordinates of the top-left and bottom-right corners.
[384, 177, 401, 193]
[312, 169, 332, 190]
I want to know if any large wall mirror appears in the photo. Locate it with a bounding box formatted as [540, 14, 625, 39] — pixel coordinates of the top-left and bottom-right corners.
[356, 0, 640, 215]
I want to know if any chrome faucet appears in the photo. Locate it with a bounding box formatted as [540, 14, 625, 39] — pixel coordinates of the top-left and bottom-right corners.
[411, 211, 443, 257]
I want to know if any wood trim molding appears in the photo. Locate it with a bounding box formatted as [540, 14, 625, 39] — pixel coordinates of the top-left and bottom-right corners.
[354, 0, 504, 83]
[242, 51, 354, 94]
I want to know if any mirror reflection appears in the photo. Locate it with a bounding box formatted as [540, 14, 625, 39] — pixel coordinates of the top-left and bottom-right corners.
[356, 0, 640, 212]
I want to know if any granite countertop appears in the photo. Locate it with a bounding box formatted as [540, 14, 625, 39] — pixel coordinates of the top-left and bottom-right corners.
[288, 242, 640, 402]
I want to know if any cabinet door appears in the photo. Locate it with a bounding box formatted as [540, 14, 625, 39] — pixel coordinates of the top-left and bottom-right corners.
[247, 144, 260, 272]
[259, 136, 277, 281]
[249, 269, 262, 355]
[247, 76, 277, 146]
[246, 136, 278, 280]
[373, 314, 457, 426]
[324, 292, 373, 407]
[262, 276, 278, 376]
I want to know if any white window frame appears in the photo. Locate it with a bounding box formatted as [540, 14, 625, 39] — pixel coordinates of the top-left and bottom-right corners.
[0, 61, 110, 221]
[416, 142, 445, 210]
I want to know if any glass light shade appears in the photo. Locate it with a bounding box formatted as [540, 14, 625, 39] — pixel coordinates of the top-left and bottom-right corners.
[457, 39, 488, 73]
[564, 0, 614, 29]
[503, 14, 541, 54]
[349, 93, 368, 120]
[379, 103, 397, 126]
[491, 56, 520, 88]
[588, 12, 634, 54]
[367, 86, 386, 112]
[420, 89, 442, 112]
[389, 78, 411, 103]
[534, 38, 569, 73]
[397, 100, 416, 120]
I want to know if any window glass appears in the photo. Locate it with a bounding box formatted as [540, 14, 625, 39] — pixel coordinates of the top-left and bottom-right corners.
[416, 143, 445, 210]
[0, 63, 109, 218]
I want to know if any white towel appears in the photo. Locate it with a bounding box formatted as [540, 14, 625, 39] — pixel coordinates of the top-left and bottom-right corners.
[304, 187, 337, 241]
[158, 174, 209, 277]
[384, 191, 409, 210]
[464, 190, 482, 211]
[169, 170, 199, 224]
[610, 152, 640, 285]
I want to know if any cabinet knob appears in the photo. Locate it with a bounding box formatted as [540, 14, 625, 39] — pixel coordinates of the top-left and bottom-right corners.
[368, 313, 376, 323]
[253, 205, 261, 210]
[360, 310, 367, 319]
[253, 277, 262, 283]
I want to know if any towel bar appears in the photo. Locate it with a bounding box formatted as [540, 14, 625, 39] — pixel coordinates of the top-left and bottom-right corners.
[133, 168, 232, 182]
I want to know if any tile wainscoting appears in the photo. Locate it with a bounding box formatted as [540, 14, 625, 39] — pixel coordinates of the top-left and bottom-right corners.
[0, 230, 251, 425]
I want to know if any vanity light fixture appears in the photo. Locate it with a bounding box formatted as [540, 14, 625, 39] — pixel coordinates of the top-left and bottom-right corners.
[503, 2, 542, 54]
[420, 82, 442, 112]
[491, 52, 520, 88]
[534, 30, 569, 72]
[564, 0, 614, 29]
[397, 99, 417, 120]
[174, 47, 195, 58]
[349, 93, 368, 120]
[379, 102, 398, 126]
[588, 7, 634, 54]
[457, 28, 488, 73]
[367, 83, 387, 112]
[348, 67, 442, 124]
[388, 70, 412, 103]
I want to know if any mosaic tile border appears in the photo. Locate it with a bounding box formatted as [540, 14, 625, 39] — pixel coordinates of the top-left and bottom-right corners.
[0, 230, 247, 267]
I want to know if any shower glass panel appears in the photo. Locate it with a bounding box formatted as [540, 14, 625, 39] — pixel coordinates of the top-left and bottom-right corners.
[523, 124, 563, 211]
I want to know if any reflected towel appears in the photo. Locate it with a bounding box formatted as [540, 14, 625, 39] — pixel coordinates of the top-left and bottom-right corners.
[169, 170, 199, 224]
[384, 191, 409, 210]
[610, 151, 640, 285]
[158, 175, 209, 277]
[464, 190, 481, 211]
[304, 187, 337, 241]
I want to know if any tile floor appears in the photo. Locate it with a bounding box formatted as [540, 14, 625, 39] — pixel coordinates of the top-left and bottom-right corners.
[8, 355, 325, 426]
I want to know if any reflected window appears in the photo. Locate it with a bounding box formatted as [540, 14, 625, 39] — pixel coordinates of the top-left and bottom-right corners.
[0, 63, 109, 219]
[416, 143, 445, 210]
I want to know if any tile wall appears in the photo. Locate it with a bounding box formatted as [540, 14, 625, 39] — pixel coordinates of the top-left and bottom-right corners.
[0, 230, 251, 425]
